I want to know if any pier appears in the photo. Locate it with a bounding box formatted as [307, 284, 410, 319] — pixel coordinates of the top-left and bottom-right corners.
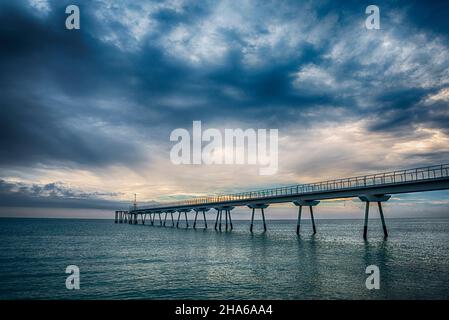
[116, 164, 449, 239]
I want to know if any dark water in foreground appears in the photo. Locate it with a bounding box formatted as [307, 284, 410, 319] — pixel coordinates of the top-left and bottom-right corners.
[0, 217, 448, 299]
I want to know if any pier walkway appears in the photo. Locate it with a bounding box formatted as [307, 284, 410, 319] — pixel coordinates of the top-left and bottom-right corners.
[115, 164, 449, 239]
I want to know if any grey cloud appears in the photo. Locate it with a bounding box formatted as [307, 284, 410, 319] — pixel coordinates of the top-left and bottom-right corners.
[0, 179, 127, 209]
[0, 0, 449, 211]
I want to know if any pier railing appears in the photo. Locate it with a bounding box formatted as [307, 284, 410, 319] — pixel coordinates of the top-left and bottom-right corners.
[140, 163, 449, 210]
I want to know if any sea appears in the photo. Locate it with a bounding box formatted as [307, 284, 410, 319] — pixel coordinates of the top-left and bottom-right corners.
[0, 217, 448, 299]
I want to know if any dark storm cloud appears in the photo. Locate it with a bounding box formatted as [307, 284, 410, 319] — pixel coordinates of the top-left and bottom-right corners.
[0, 179, 130, 209]
[395, 0, 449, 40]
[0, 0, 448, 210]
[0, 2, 147, 166]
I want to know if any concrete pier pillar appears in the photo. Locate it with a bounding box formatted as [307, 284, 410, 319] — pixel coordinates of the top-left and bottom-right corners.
[153, 212, 156, 225]
[194, 208, 209, 229]
[250, 208, 255, 233]
[359, 194, 391, 240]
[163, 212, 168, 227]
[261, 208, 267, 232]
[142, 213, 146, 225]
[363, 201, 370, 240]
[203, 210, 208, 229]
[293, 200, 320, 235]
[176, 211, 181, 228]
[115, 211, 118, 223]
[119, 211, 123, 223]
[309, 206, 316, 234]
[159, 212, 162, 226]
[228, 209, 233, 230]
[296, 206, 302, 235]
[214, 209, 220, 230]
[170, 211, 175, 227]
[193, 210, 199, 229]
[377, 201, 388, 238]
[248, 204, 269, 232]
[225, 209, 229, 231]
[175, 209, 191, 228]
[213, 207, 234, 232]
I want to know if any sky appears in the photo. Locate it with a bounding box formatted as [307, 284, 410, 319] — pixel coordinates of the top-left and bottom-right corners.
[0, 0, 448, 219]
